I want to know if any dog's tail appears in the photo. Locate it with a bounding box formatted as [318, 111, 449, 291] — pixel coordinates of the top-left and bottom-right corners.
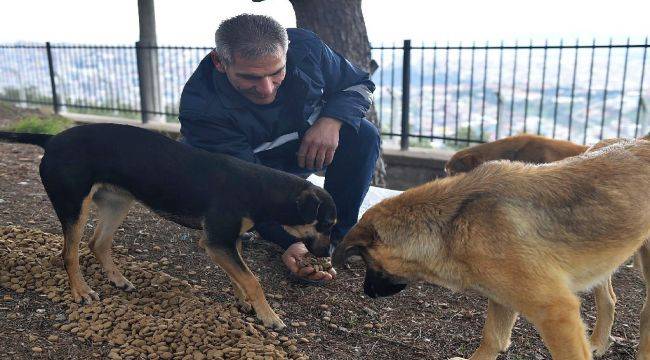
[0, 131, 53, 148]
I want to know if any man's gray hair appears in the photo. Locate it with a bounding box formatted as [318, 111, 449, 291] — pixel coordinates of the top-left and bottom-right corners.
[215, 14, 289, 66]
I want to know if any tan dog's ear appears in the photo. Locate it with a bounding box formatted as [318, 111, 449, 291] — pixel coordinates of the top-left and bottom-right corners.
[297, 188, 321, 223]
[332, 244, 361, 268]
[332, 224, 378, 267]
[448, 153, 480, 174]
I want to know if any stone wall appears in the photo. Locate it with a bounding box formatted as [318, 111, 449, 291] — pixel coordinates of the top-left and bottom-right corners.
[382, 149, 451, 190]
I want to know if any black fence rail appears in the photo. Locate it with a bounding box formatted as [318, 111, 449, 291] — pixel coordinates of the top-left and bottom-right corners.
[0, 43, 212, 122]
[373, 39, 649, 149]
[0, 40, 648, 150]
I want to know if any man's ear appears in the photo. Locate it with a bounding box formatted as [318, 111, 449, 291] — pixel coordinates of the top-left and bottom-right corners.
[211, 50, 227, 73]
[297, 189, 321, 223]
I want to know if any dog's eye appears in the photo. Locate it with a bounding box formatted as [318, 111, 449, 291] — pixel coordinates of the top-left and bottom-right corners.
[317, 227, 331, 235]
[316, 221, 334, 232]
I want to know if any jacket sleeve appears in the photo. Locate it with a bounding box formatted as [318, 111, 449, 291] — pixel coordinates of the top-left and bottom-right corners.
[179, 111, 260, 164]
[319, 42, 376, 131]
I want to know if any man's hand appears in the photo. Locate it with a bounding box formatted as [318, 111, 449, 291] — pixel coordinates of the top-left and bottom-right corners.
[297, 117, 342, 170]
[282, 242, 336, 282]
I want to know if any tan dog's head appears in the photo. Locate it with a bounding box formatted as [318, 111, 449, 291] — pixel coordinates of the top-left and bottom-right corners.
[445, 151, 482, 176]
[283, 186, 337, 257]
[445, 135, 589, 176]
[444, 136, 528, 176]
[332, 210, 409, 298]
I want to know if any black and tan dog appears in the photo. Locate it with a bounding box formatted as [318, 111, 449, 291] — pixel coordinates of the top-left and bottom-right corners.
[0, 123, 337, 329]
[334, 138, 650, 359]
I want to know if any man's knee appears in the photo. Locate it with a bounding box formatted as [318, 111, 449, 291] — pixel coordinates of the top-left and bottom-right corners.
[360, 119, 380, 145]
[351, 119, 381, 154]
[334, 119, 380, 166]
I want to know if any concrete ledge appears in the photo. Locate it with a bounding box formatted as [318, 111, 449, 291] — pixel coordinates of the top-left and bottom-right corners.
[383, 148, 452, 166]
[61, 112, 182, 139]
[382, 148, 450, 190]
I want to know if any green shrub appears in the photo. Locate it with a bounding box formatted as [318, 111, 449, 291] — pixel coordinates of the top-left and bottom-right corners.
[3, 115, 73, 135]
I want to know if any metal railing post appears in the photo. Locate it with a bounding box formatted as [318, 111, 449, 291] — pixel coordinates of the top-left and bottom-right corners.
[136, 41, 163, 123]
[45, 42, 60, 114]
[400, 39, 411, 150]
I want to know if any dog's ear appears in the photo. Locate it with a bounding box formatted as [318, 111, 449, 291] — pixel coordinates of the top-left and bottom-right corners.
[297, 188, 321, 223]
[448, 153, 480, 174]
[501, 149, 519, 160]
[332, 223, 378, 267]
[332, 244, 361, 268]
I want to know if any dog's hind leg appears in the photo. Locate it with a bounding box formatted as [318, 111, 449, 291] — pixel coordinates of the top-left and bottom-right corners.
[88, 187, 134, 291]
[231, 239, 254, 314]
[520, 287, 591, 360]
[590, 277, 616, 357]
[201, 215, 285, 330]
[58, 189, 99, 304]
[450, 300, 518, 360]
[637, 243, 650, 359]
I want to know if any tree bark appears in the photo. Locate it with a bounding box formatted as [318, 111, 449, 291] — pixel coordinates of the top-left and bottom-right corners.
[289, 0, 371, 72]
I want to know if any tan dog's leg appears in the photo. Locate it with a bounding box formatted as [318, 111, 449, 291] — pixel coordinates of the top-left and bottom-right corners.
[522, 290, 591, 360]
[62, 194, 99, 303]
[232, 239, 253, 313]
[590, 278, 616, 356]
[199, 231, 253, 312]
[450, 300, 518, 360]
[197, 234, 207, 250]
[203, 235, 285, 329]
[635, 253, 643, 272]
[637, 243, 650, 359]
[88, 190, 134, 291]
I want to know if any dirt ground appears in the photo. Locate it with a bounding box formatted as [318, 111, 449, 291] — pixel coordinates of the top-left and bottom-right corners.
[0, 109, 647, 359]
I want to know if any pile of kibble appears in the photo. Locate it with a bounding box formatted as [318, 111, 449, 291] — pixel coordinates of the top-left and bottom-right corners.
[296, 254, 333, 273]
[0, 226, 308, 360]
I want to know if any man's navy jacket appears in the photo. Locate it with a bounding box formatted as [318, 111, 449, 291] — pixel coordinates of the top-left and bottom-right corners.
[178, 28, 375, 165]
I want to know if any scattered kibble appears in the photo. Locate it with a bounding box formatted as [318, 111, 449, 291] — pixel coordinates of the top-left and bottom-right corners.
[0, 225, 310, 359]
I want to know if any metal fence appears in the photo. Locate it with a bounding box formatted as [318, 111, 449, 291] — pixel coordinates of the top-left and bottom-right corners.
[0, 43, 212, 122]
[0, 40, 648, 150]
[373, 39, 649, 149]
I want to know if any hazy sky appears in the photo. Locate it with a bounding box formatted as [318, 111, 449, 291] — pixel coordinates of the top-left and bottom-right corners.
[0, 0, 648, 45]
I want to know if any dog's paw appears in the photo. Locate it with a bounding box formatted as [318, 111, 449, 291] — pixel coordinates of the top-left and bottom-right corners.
[110, 278, 136, 292]
[71, 284, 100, 304]
[235, 300, 254, 314]
[590, 336, 612, 357]
[259, 314, 286, 330]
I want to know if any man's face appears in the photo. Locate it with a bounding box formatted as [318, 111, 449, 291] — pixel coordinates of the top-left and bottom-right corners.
[214, 51, 287, 105]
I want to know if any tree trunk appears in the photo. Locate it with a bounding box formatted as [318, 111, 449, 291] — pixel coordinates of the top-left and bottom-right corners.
[287, 0, 387, 187]
[289, 0, 370, 71]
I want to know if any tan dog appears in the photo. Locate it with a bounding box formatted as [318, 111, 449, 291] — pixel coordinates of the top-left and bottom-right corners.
[445, 134, 616, 355]
[334, 138, 650, 360]
[445, 134, 589, 176]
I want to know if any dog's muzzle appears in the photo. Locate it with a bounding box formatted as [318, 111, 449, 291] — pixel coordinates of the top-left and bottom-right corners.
[303, 235, 331, 258]
[363, 268, 407, 298]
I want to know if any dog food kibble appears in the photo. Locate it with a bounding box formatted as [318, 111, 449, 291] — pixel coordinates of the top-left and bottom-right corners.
[0, 226, 308, 359]
[296, 254, 332, 272]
